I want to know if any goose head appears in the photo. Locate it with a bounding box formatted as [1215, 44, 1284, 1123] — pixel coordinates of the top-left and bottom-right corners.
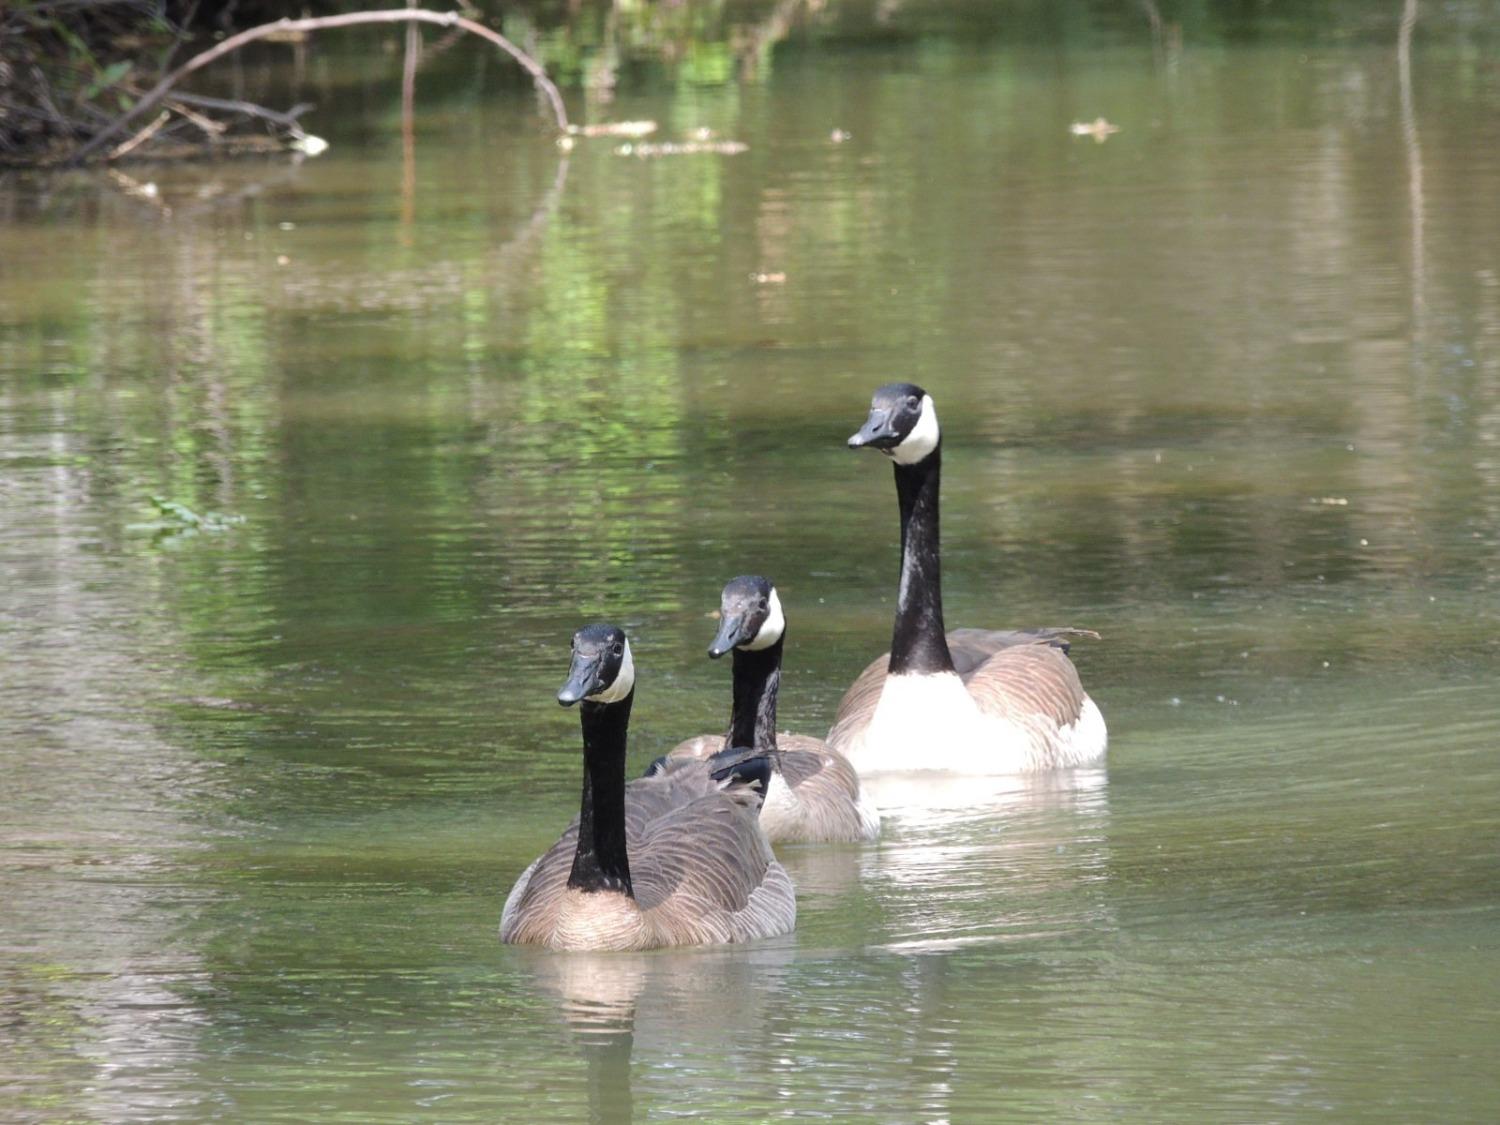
[708, 575, 785, 658]
[558, 624, 635, 705]
[847, 382, 940, 465]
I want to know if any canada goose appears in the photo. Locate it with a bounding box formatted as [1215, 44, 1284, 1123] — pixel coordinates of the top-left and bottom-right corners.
[661, 576, 880, 844]
[500, 624, 797, 951]
[827, 384, 1108, 774]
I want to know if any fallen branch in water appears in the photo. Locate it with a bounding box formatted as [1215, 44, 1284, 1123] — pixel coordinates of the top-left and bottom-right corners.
[108, 110, 171, 160]
[68, 7, 569, 166]
[162, 91, 316, 131]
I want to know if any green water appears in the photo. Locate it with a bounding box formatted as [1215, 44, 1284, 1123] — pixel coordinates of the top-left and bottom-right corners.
[4, 3, 1500, 1120]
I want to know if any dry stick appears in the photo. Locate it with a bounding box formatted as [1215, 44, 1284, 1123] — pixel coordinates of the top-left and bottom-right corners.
[108, 109, 172, 160]
[167, 99, 227, 136]
[121, 85, 310, 143]
[69, 8, 569, 166]
[164, 91, 315, 129]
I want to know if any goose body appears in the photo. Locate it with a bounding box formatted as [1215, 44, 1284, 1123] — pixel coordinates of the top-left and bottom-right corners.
[500, 626, 796, 952]
[669, 732, 879, 844]
[664, 577, 879, 844]
[827, 384, 1108, 775]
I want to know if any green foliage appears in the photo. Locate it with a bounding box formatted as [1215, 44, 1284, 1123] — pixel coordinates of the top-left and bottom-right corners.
[82, 59, 133, 102]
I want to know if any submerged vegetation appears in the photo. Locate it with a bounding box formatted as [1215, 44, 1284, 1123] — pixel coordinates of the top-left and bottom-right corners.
[128, 497, 246, 542]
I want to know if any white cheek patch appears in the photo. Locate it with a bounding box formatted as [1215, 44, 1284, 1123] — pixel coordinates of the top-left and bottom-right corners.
[741, 589, 785, 650]
[890, 394, 940, 465]
[588, 639, 635, 703]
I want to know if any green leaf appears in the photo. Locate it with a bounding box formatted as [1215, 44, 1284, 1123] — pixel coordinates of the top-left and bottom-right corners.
[84, 60, 133, 100]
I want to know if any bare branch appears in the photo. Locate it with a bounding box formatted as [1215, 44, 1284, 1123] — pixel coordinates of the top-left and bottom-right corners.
[107, 108, 170, 160]
[166, 98, 226, 136]
[153, 90, 315, 129]
[68, 7, 569, 165]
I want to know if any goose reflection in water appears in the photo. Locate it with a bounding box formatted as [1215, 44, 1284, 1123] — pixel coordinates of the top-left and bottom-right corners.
[510, 942, 797, 1122]
[858, 768, 1115, 954]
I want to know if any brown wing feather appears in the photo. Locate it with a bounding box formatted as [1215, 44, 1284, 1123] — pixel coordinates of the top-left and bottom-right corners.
[826, 653, 889, 749]
[667, 733, 850, 792]
[946, 627, 1099, 674]
[631, 790, 794, 943]
[668, 732, 874, 843]
[772, 735, 873, 842]
[631, 790, 770, 912]
[626, 759, 739, 819]
[961, 644, 1087, 730]
[499, 826, 579, 944]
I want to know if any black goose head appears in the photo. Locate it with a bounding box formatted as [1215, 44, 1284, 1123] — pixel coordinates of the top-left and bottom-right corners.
[708, 575, 785, 658]
[558, 624, 634, 706]
[847, 382, 940, 465]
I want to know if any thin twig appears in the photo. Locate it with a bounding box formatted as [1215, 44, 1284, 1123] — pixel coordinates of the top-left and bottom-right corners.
[68, 8, 570, 165]
[107, 108, 170, 159]
[166, 99, 226, 136]
[145, 89, 315, 128]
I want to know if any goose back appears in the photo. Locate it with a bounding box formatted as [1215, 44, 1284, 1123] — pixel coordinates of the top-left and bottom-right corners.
[665, 732, 880, 843]
[501, 777, 795, 951]
[765, 734, 879, 843]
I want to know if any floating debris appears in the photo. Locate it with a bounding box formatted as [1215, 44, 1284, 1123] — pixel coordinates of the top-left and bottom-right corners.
[830, 128, 852, 143]
[616, 140, 749, 158]
[567, 120, 659, 138]
[750, 272, 787, 285]
[1311, 496, 1350, 506]
[1069, 117, 1121, 143]
[290, 133, 329, 156]
[689, 126, 717, 141]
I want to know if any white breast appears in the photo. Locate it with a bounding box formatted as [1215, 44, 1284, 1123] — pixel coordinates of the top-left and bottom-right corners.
[857, 672, 983, 772]
[846, 671, 1058, 775]
[1052, 695, 1108, 767]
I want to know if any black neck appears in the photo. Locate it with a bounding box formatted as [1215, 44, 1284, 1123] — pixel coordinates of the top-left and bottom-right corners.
[568, 691, 635, 896]
[889, 447, 954, 675]
[724, 635, 783, 756]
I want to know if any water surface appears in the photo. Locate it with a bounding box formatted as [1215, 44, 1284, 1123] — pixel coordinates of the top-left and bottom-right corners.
[3, 3, 1500, 1120]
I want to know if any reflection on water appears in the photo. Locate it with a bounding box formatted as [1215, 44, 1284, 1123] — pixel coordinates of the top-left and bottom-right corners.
[4, 1, 1500, 1119]
[516, 945, 798, 1124]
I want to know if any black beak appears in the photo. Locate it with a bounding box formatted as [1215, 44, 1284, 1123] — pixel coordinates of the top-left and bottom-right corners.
[708, 612, 754, 658]
[557, 651, 603, 706]
[848, 407, 897, 450]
